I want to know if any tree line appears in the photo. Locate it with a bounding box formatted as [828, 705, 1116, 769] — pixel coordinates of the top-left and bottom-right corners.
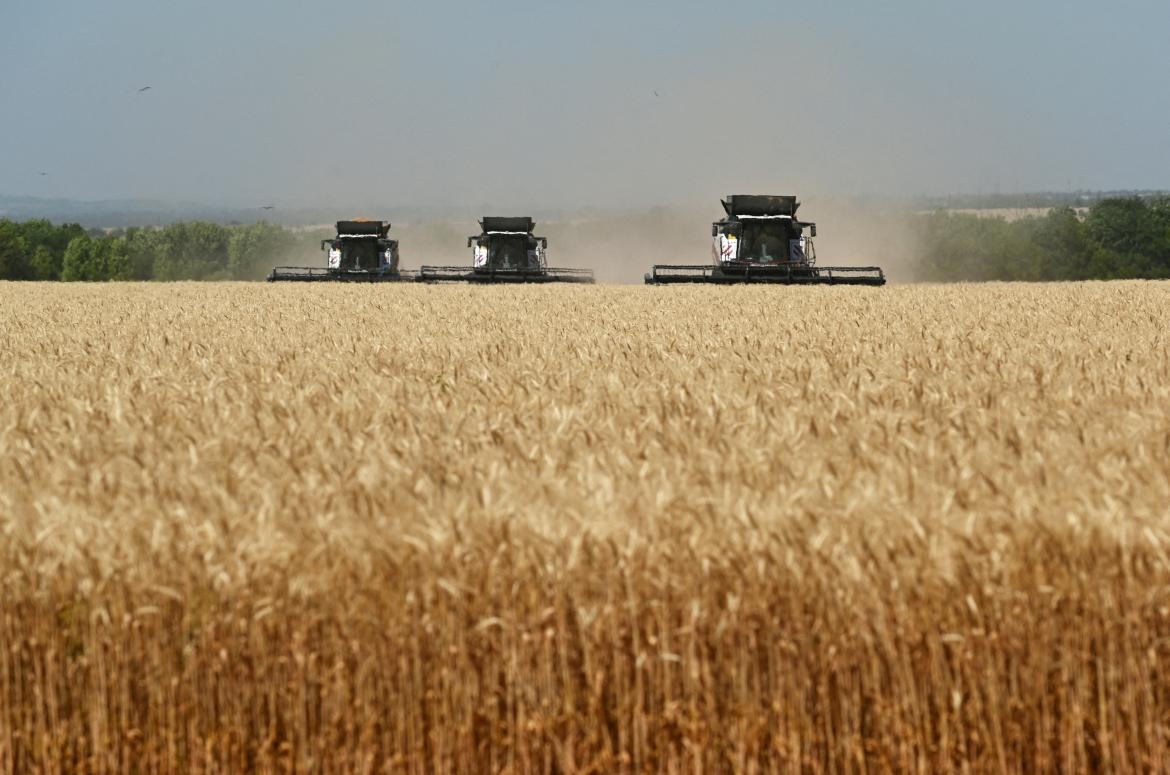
[0, 220, 320, 282]
[913, 197, 1170, 281]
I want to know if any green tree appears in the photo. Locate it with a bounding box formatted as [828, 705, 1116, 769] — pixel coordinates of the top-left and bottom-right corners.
[10, 219, 83, 279]
[61, 235, 98, 281]
[152, 222, 231, 280]
[1025, 208, 1093, 280]
[1097, 196, 1170, 278]
[0, 221, 29, 280]
[1144, 196, 1170, 276]
[30, 246, 57, 280]
[1085, 198, 1160, 259]
[103, 238, 131, 280]
[227, 221, 294, 279]
[61, 235, 130, 281]
[125, 227, 165, 280]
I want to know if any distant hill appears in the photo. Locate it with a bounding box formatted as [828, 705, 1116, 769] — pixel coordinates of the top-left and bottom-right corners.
[0, 195, 274, 227]
[0, 195, 608, 229]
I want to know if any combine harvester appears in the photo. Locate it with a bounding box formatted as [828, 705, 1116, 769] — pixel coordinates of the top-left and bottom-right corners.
[268, 219, 416, 282]
[644, 195, 885, 285]
[419, 217, 594, 284]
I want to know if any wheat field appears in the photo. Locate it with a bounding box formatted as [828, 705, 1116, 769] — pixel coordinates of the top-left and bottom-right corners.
[2, 281, 1170, 772]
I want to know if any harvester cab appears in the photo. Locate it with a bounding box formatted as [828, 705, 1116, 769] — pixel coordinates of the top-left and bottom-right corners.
[645, 195, 885, 285]
[419, 217, 594, 283]
[470, 217, 545, 272]
[713, 196, 815, 266]
[268, 219, 416, 282]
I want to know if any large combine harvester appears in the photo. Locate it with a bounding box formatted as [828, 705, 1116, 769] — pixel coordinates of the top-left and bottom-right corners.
[644, 195, 885, 285]
[419, 217, 594, 284]
[268, 219, 416, 282]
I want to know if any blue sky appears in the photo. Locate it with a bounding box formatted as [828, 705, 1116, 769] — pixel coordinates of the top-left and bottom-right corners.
[2, 0, 1168, 208]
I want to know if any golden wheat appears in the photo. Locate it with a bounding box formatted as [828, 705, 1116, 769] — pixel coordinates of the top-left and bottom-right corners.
[2, 281, 1170, 771]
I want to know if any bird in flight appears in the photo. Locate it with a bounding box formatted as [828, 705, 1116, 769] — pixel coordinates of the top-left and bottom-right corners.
[137, 85, 152, 93]
[260, 205, 276, 210]
[653, 90, 660, 97]
[39, 172, 48, 176]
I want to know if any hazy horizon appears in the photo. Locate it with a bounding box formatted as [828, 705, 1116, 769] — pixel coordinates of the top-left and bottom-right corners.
[3, 0, 1169, 210]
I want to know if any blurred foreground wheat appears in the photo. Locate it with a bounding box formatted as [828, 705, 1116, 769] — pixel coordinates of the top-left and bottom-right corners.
[2, 281, 1170, 772]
